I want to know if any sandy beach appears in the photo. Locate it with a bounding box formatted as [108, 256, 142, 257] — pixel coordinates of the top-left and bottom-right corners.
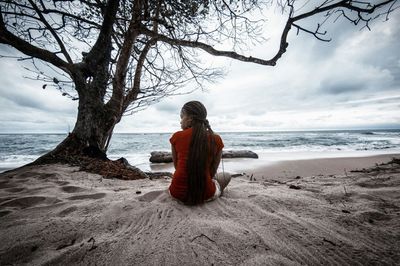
[248, 153, 400, 180]
[0, 154, 399, 265]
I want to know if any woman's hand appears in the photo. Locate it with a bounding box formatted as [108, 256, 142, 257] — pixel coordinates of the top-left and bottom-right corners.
[210, 150, 222, 177]
[171, 144, 177, 169]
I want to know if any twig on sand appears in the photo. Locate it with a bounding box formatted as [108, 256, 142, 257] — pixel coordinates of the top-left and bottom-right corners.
[56, 238, 76, 250]
[323, 237, 338, 246]
[343, 184, 348, 196]
[87, 237, 97, 251]
[289, 184, 301, 190]
[191, 247, 199, 257]
[342, 168, 349, 196]
[191, 233, 215, 243]
[80, 237, 98, 263]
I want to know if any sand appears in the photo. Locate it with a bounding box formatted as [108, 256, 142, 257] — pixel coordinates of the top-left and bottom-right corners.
[0, 155, 399, 265]
[248, 154, 400, 180]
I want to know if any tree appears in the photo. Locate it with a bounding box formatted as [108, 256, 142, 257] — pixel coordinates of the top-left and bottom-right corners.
[0, 0, 398, 175]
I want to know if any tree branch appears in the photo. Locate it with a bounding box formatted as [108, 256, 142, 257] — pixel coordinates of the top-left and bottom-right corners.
[287, 0, 397, 42]
[139, 26, 281, 66]
[292, 0, 395, 22]
[123, 0, 162, 110]
[107, 0, 142, 113]
[292, 22, 331, 42]
[27, 0, 73, 64]
[123, 38, 157, 110]
[0, 8, 70, 74]
[84, 0, 120, 64]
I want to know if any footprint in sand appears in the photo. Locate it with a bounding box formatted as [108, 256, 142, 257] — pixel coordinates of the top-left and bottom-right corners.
[0, 196, 62, 209]
[0, 210, 12, 217]
[67, 193, 106, 200]
[0, 181, 17, 189]
[356, 180, 391, 188]
[15, 179, 29, 183]
[13, 171, 56, 180]
[0, 181, 8, 189]
[0, 196, 17, 205]
[13, 172, 35, 179]
[5, 187, 25, 193]
[137, 190, 167, 202]
[60, 186, 87, 193]
[37, 173, 58, 179]
[54, 181, 70, 186]
[358, 211, 391, 223]
[58, 205, 78, 217]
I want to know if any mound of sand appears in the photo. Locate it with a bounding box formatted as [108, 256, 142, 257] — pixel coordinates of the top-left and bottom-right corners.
[0, 159, 399, 265]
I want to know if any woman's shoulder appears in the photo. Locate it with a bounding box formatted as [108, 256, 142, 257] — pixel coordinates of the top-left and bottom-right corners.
[173, 128, 192, 137]
[212, 132, 222, 140]
[211, 132, 224, 148]
[170, 128, 192, 144]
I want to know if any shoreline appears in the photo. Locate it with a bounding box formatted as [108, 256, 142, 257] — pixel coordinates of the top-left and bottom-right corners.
[149, 152, 400, 176]
[239, 153, 400, 180]
[2, 151, 400, 175]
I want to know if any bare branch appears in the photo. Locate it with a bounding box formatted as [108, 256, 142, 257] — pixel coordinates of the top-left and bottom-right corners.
[139, 25, 280, 66]
[0, 7, 70, 74]
[293, 22, 331, 42]
[27, 0, 73, 63]
[84, 0, 120, 65]
[292, 0, 395, 22]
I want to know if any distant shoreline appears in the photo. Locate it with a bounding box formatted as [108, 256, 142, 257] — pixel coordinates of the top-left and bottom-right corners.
[2, 151, 400, 175]
[108, 151, 400, 175]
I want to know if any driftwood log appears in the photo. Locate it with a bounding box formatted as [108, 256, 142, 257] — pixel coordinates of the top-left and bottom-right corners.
[149, 150, 258, 163]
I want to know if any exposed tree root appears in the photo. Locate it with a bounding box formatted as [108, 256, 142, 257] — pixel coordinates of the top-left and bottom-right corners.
[28, 133, 150, 180]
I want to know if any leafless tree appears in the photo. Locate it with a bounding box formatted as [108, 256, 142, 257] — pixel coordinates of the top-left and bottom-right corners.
[0, 0, 398, 164]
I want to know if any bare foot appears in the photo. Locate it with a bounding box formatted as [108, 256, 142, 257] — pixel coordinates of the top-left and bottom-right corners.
[214, 172, 231, 192]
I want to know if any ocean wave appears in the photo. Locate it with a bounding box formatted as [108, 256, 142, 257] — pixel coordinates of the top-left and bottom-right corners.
[361, 131, 375, 135]
[1, 130, 399, 170]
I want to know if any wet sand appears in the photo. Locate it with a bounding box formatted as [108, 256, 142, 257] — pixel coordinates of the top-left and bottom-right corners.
[247, 153, 400, 180]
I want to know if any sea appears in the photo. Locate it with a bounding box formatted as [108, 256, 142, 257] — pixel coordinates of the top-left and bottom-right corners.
[1, 129, 399, 173]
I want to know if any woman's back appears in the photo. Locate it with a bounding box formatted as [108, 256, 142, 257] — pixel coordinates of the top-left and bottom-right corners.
[169, 127, 224, 203]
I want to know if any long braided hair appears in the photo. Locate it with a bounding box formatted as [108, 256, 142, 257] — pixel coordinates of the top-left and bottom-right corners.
[181, 101, 216, 205]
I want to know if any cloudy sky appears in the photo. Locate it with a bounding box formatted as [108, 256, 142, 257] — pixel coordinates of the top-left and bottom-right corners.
[0, 5, 399, 134]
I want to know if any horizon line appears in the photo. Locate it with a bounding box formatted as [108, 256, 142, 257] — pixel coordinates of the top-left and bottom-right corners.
[1, 128, 400, 135]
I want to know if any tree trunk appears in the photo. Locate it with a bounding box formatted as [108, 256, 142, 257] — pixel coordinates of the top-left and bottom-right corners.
[29, 83, 149, 180]
[72, 88, 115, 152]
[34, 77, 120, 164]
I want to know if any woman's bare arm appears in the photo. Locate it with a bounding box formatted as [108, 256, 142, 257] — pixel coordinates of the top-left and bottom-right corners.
[171, 144, 177, 169]
[210, 150, 222, 177]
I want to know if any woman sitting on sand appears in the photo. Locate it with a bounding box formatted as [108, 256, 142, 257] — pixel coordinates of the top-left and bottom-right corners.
[169, 101, 231, 205]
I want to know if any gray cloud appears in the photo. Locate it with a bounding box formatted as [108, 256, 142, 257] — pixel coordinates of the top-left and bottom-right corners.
[1, 91, 45, 110]
[319, 79, 365, 95]
[0, 56, 77, 115]
[343, 95, 400, 105]
[1, 8, 399, 133]
[154, 101, 180, 114]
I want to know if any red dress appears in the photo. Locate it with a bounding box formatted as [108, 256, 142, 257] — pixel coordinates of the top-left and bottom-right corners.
[169, 128, 224, 202]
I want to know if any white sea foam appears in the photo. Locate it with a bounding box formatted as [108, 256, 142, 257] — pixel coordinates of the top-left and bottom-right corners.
[1, 130, 399, 172]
